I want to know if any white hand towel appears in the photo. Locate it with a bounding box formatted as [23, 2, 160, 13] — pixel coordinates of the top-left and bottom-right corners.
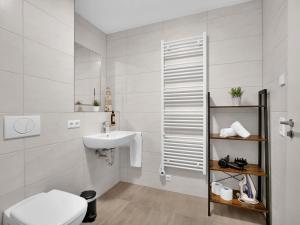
[220, 128, 237, 138]
[130, 132, 143, 167]
[231, 121, 250, 138]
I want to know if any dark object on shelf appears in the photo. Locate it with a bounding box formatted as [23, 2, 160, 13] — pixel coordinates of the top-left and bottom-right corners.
[207, 89, 270, 225]
[234, 157, 248, 169]
[218, 155, 230, 168]
[111, 110, 116, 125]
[81, 190, 97, 223]
[210, 160, 266, 176]
[218, 155, 248, 170]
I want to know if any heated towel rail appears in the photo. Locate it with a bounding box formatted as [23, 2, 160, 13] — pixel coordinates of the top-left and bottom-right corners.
[160, 34, 207, 175]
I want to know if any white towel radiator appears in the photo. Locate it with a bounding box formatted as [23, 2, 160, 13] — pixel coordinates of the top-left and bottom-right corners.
[160, 34, 207, 175]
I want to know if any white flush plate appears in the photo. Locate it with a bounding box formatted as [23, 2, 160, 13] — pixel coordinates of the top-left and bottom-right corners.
[4, 116, 40, 139]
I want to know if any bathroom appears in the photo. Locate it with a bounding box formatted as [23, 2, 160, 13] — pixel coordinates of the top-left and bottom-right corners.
[0, 0, 299, 224]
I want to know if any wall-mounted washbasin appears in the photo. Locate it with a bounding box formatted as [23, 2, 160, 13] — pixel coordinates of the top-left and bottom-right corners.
[83, 130, 137, 149]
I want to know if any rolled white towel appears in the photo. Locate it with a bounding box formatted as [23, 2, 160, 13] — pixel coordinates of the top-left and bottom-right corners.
[220, 128, 237, 138]
[231, 121, 250, 138]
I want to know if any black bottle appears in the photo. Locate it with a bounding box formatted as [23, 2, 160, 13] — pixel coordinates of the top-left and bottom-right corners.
[111, 110, 116, 125]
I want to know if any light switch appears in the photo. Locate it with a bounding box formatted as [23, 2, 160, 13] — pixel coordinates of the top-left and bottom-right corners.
[4, 116, 40, 139]
[279, 74, 286, 87]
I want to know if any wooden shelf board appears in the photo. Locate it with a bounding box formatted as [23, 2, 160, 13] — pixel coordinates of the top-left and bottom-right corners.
[210, 134, 267, 142]
[210, 105, 264, 108]
[210, 160, 266, 176]
[210, 191, 268, 213]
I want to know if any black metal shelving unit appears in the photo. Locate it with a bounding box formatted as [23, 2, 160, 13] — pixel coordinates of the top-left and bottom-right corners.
[207, 89, 270, 225]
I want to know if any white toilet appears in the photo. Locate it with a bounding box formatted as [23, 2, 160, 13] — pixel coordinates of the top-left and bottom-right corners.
[3, 190, 87, 225]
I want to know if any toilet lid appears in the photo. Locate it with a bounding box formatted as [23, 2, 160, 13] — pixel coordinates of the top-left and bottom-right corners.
[10, 190, 87, 225]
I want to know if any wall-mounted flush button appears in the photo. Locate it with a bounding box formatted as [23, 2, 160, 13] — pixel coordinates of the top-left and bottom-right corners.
[4, 116, 40, 139]
[68, 120, 80, 129]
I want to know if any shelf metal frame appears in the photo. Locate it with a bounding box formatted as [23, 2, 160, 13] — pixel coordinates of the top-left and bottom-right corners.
[207, 89, 271, 225]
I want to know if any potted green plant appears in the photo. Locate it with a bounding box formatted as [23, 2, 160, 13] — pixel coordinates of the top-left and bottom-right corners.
[93, 100, 100, 112]
[229, 87, 244, 106]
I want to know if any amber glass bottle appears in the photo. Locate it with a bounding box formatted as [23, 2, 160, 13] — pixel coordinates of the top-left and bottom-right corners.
[111, 110, 116, 125]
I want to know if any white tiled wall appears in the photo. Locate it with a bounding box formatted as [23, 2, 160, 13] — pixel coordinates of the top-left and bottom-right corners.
[263, 0, 287, 225]
[0, 0, 118, 223]
[107, 0, 263, 197]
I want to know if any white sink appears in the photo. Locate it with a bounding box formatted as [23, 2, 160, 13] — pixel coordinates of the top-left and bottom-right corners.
[83, 130, 136, 149]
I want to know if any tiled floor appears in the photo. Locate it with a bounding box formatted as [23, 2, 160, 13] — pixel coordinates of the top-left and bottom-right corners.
[84, 182, 265, 225]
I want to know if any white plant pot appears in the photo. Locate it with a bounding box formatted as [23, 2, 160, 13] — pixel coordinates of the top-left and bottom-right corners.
[93, 106, 100, 112]
[232, 97, 241, 106]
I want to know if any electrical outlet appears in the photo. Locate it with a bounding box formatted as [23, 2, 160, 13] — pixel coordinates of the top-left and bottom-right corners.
[74, 120, 80, 127]
[166, 175, 172, 181]
[68, 120, 80, 129]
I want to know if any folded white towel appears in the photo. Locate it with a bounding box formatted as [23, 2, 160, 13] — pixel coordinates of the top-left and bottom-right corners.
[231, 121, 250, 138]
[130, 132, 143, 167]
[220, 128, 237, 138]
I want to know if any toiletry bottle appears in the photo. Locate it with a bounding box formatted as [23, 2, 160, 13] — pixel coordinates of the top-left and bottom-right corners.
[111, 110, 116, 125]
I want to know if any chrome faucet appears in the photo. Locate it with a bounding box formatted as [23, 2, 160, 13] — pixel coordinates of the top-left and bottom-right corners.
[103, 121, 111, 134]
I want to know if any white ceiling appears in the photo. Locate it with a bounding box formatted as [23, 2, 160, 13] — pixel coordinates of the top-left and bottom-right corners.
[75, 0, 252, 34]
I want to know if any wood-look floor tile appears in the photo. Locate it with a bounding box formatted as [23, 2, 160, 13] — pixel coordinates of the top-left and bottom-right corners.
[83, 182, 265, 225]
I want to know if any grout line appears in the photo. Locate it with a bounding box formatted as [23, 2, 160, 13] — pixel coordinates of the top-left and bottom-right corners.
[106, 49, 161, 59]
[23, 0, 74, 29]
[22, 2, 74, 56]
[0, 25, 22, 38]
[21, 0, 26, 194]
[24, 159, 84, 187]
[76, 76, 101, 81]
[263, 36, 288, 57]
[206, 2, 262, 20]
[0, 68, 23, 76]
[264, 0, 287, 23]
[210, 59, 262, 66]
[74, 5, 76, 113]
[24, 137, 82, 152]
[25, 36, 74, 57]
[22, 111, 111, 115]
[23, 74, 74, 85]
[108, 70, 161, 78]
[209, 34, 262, 44]
[24, 36, 74, 57]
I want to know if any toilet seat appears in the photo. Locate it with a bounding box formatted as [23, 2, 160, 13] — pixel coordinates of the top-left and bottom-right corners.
[4, 190, 87, 225]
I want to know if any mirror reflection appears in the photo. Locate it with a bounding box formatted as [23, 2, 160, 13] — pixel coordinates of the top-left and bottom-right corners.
[74, 43, 102, 112]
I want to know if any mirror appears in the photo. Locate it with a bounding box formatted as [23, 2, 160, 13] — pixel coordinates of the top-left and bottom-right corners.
[74, 43, 102, 112]
[74, 6, 108, 112]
